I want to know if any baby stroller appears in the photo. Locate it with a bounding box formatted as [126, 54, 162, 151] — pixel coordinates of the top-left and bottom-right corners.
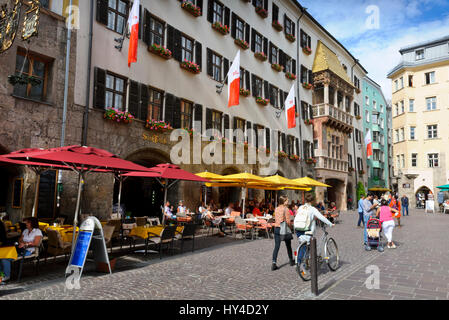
[366, 218, 382, 249]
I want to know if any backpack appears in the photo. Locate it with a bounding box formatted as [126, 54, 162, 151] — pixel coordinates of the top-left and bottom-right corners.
[294, 204, 312, 231]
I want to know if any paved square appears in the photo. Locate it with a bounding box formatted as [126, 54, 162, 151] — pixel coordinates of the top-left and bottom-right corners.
[1, 208, 448, 300]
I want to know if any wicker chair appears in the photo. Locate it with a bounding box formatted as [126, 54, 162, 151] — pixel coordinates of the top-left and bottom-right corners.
[234, 216, 253, 240]
[45, 229, 71, 262]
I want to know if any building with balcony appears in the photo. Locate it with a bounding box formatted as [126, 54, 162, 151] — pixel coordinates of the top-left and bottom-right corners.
[387, 35, 449, 206]
[362, 76, 390, 192]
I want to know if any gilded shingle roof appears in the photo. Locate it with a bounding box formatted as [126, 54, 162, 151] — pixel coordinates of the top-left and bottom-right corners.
[312, 40, 354, 87]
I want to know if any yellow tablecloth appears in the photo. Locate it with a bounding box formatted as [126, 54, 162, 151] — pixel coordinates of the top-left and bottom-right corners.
[39, 222, 50, 231]
[0, 246, 18, 260]
[4, 221, 12, 228]
[129, 225, 183, 240]
[47, 226, 79, 242]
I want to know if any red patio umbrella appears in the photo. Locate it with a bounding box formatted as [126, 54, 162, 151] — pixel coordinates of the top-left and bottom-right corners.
[123, 164, 210, 224]
[6, 145, 152, 246]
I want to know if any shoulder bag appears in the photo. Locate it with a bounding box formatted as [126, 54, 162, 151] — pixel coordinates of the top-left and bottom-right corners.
[279, 207, 293, 241]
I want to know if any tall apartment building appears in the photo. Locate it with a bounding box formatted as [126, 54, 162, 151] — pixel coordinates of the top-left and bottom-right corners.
[387, 35, 449, 205]
[362, 77, 390, 192]
[0, 0, 369, 222]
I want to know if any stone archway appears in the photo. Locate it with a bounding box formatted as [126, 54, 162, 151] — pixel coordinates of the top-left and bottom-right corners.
[416, 185, 432, 207]
[118, 148, 171, 217]
[325, 178, 346, 210]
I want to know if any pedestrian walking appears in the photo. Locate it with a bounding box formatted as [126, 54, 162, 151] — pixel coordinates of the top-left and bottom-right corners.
[271, 195, 294, 271]
[357, 195, 365, 227]
[376, 199, 399, 248]
[362, 193, 382, 251]
[401, 195, 409, 216]
[389, 195, 402, 227]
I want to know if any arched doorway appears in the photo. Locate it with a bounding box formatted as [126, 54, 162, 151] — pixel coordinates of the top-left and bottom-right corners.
[116, 149, 171, 217]
[325, 178, 345, 210]
[416, 186, 431, 208]
[219, 167, 240, 208]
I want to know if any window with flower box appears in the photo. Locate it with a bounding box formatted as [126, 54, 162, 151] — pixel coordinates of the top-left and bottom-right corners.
[211, 110, 222, 134]
[231, 13, 250, 45]
[252, 74, 263, 98]
[269, 84, 279, 108]
[167, 26, 202, 69]
[12, 49, 52, 102]
[149, 15, 164, 46]
[148, 87, 163, 121]
[207, 0, 229, 26]
[255, 32, 263, 53]
[284, 15, 294, 37]
[300, 29, 311, 49]
[180, 100, 193, 129]
[182, 35, 194, 62]
[269, 42, 278, 64]
[105, 72, 126, 111]
[233, 117, 246, 143]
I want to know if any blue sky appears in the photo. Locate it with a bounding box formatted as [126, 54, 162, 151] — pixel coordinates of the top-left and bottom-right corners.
[298, 0, 449, 98]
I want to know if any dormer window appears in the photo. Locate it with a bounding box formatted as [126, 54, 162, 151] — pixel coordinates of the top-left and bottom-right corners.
[415, 49, 424, 60]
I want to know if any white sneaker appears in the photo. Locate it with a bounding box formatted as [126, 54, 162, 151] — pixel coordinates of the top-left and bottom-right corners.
[391, 243, 397, 249]
[387, 244, 391, 249]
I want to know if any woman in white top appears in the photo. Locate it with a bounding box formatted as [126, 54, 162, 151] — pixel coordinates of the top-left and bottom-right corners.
[0, 217, 42, 283]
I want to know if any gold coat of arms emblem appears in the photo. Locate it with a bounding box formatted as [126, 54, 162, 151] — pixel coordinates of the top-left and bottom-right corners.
[22, 0, 40, 41]
[0, 0, 22, 53]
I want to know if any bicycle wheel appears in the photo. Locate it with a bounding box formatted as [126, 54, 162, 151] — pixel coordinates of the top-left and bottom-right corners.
[296, 242, 311, 281]
[324, 237, 339, 271]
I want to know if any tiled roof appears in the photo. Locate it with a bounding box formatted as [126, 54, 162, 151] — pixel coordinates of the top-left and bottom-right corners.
[312, 40, 354, 86]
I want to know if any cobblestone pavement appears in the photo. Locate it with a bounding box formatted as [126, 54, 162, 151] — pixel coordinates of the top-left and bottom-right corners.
[1, 208, 448, 300]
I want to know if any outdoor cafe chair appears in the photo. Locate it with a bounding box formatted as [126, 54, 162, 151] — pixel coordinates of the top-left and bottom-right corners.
[135, 217, 147, 227]
[14, 238, 44, 282]
[254, 218, 272, 239]
[45, 228, 71, 262]
[234, 216, 253, 240]
[175, 223, 197, 253]
[106, 219, 123, 248]
[146, 225, 177, 258]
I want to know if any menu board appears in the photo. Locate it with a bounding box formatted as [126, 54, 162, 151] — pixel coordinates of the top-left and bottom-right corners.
[71, 230, 93, 267]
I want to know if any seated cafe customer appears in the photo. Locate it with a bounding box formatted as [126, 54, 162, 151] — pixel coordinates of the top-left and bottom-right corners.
[0, 217, 42, 283]
[164, 201, 176, 222]
[205, 206, 228, 236]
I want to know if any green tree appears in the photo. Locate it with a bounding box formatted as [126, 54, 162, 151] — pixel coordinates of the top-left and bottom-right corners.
[356, 182, 366, 201]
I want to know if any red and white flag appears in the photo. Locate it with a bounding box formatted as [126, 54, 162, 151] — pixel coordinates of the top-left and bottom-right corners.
[227, 50, 240, 107]
[284, 85, 296, 129]
[127, 0, 139, 67]
[365, 130, 373, 158]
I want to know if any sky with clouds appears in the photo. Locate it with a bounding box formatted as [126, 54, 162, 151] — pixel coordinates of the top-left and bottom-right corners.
[298, 0, 449, 99]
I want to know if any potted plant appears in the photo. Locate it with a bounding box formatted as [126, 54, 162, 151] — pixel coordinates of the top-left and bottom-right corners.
[302, 82, 313, 90]
[254, 51, 267, 61]
[180, 59, 201, 74]
[277, 150, 288, 159]
[181, 0, 201, 17]
[234, 38, 249, 50]
[184, 127, 194, 136]
[272, 20, 283, 31]
[355, 115, 361, 120]
[285, 33, 296, 42]
[145, 119, 173, 132]
[358, 170, 365, 175]
[148, 43, 172, 59]
[255, 6, 268, 18]
[103, 108, 135, 124]
[239, 88, 250, 96]
[305, 157, 317, 164]
[271, 63, 283, 72]
[302, 46, 312, 55]
[8, 74, 41, 87]
[355, 88, 361, 94]
[256, 96, 269, 105]
[285, 72, 296, 80]
[289, 154, 300, 162]
[212, 21, 229, 35]
[0, 271, 4, 283]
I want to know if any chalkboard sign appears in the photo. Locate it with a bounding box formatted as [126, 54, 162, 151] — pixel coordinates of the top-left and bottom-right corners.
[37, 170, 57, 218]
[12, 178, 23, 209]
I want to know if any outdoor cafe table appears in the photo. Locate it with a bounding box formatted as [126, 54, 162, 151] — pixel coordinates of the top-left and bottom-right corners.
[46, 225, 79, 242]
[0, 246, 18, 260]
[128, 225, 184, 240]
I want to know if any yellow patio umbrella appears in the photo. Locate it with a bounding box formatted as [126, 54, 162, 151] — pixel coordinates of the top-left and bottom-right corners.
[292, 177, 331, 188]
[263, 174, 308, 188]
[195, 171, 228, 204]
[206, 182, 284, 191]
[219, 172, 268, 214]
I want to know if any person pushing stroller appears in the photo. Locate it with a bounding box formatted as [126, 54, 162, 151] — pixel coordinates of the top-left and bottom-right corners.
[362, 193, 384, 252]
